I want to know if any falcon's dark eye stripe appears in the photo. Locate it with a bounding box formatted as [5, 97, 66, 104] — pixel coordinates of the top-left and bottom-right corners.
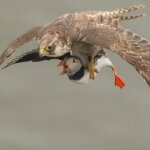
[73, 59, 76, 63]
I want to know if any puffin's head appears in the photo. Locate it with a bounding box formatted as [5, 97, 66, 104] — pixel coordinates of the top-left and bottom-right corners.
[39, 33, 70, 57]
[59, 57, 89, 84]
[62, 57, 82, 75]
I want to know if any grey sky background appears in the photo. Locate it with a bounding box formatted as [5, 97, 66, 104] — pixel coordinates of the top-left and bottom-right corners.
[0, 0, 150, 150]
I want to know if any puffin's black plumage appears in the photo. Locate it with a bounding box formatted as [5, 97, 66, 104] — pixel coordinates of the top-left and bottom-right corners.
[2, 49, 71, 69]
[68, 66, 85, 81]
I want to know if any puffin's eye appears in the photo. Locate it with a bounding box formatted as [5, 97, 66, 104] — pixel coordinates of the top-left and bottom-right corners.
[95, 54, 102, 59]
[73, 59, 76, 63]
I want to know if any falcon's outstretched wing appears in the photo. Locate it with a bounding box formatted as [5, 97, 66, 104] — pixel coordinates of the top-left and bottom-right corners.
[83, 4, 145, 21]
[103, 3, 145, 21]
[107, 3, 145, 19]
[0, 26, 41, 65]
[78, 19, 150, 86]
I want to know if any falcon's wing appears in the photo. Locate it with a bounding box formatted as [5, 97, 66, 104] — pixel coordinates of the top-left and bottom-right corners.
[78, 19, 150, 86]
[109, 3, 144, 14]
[0, 26, 41, 65]
[107, 3, 145, 21]
[82, 4, 145, 22]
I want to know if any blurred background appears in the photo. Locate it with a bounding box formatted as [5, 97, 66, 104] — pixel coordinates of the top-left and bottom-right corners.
[0, 0, 150, 150]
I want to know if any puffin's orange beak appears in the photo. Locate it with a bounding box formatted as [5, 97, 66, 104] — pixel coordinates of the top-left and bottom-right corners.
[57, 60, 65, 67]
[57, 59, 71, 75]
[59, 65, 71, 75]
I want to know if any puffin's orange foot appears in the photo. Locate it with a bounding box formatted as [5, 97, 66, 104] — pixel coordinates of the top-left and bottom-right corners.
[112, 67, 125, 89]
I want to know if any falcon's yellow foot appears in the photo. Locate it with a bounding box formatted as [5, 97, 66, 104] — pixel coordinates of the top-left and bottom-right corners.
[94, 69, 99, 74]
[88, 57, 95, 80]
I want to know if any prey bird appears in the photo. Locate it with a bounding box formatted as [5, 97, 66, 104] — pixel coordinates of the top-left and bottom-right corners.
[3, 49, 125, 89]
[0, 4, 150, 86]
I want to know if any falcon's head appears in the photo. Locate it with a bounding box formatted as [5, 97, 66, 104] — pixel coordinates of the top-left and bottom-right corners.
[39, 33, 70, 57]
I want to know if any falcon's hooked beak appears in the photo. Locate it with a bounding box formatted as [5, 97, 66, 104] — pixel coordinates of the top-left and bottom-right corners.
[88, 56, 95, 80]
[39, 48, 47, 56]
[39, 47, 55, 57]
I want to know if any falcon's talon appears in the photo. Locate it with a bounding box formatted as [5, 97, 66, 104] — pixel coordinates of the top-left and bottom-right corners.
[94, 69, 99, 73]
[88, 57, 95, 80]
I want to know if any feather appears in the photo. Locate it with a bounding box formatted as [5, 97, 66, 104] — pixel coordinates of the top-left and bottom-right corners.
[0, 26, 41, 65]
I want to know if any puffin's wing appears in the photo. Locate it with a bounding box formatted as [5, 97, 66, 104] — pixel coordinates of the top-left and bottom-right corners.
[2, 49, 70, 69]
[0, 26, 41, 65]
[2, 49, 45, 69]
[77, 19, 150, 86]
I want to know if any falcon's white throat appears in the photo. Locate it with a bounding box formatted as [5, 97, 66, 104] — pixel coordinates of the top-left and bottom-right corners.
[39, 33, 70, 57]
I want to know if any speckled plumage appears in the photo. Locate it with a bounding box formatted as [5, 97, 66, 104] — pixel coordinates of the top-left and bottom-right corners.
[0, 4, 150, 86]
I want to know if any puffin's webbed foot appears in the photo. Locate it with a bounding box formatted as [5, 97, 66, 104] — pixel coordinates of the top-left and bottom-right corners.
[111, 67, 125, 89]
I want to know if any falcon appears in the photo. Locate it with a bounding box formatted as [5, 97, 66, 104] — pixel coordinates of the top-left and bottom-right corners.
[0, 4, 150, 86]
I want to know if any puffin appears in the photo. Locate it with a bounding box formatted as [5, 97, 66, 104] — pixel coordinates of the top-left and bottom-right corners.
[2, 49, 125, 89]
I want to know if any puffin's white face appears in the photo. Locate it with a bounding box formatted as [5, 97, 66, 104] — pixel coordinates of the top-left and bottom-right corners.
[39, 33, 70, 57]
[65, 57, 82, 75]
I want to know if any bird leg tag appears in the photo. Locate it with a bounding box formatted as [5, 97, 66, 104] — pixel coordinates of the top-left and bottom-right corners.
[112, 67, 125, 89]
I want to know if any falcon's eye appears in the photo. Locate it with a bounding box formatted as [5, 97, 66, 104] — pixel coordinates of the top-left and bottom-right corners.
[47, 46, 52, 50]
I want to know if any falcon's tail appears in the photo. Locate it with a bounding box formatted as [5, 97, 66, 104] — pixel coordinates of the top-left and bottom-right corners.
[136, 69, 150, 86]
[122, 30, 150, 86]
